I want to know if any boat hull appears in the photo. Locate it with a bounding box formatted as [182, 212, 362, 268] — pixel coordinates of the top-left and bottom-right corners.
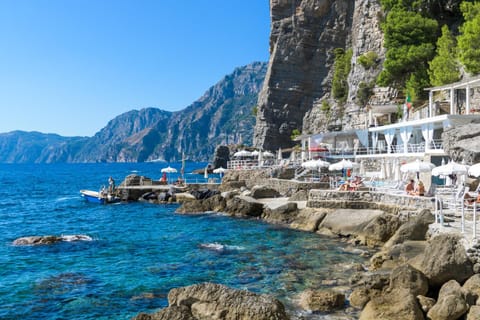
[80, 190, 119, 204]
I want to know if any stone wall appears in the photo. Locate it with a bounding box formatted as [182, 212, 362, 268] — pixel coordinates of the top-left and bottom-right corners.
[308, 190, 435, 212]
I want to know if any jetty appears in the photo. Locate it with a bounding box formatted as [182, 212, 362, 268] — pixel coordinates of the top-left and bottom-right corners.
[115, 174, 220, 202]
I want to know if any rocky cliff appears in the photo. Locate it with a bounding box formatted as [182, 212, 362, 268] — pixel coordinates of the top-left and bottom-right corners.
[0, 62, 266, 163]
[254, 0, 386, 150]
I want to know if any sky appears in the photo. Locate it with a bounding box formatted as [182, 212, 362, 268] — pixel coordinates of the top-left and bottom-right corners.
[0, 0, 270, 137]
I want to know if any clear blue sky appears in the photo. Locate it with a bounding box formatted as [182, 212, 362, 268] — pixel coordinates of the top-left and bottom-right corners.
[0, 0, 270, 137]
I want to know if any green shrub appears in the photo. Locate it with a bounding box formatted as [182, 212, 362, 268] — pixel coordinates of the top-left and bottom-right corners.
[358, 51, 379, 69]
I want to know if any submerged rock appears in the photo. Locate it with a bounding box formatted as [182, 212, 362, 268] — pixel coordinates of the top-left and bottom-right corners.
[13, 234, 92, 246]
[134, 282, 288, 320]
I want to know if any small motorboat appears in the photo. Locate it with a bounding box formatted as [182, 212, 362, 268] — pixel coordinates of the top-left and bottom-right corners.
[80, 189, 120, 204]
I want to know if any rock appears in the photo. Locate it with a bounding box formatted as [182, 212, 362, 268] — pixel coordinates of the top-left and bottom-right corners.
[427, 280, 468, 320]
[262, 202, 298, 224]
[165, 283, 288, 320]
[132, 305, 195, 320]
[417, 295, 436, 313]
[317, 209, 384, 237]
[360, 288, 424, 320]
[463, 274, 480, 305]
[212, 145, 230, 170]
[466, 305, 480, 320]
[225, 196, 264, 217]
[443, 121, 480, 164]
[289, 208, 327, 232]
[297, 289, 345, 312]
[384, 209, 434, 248]
[250, 185, 281, 199]
[288, 189, 308, 201]
[349, 287, 375, 309]
[12, 235, 92, 245]
[416, 233, 474, 287]
[389, 264, 429, 296]
[357, 214, 402, 247]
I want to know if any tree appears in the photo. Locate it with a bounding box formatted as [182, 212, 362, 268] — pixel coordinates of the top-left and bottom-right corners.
[377, 6, 437, 97]
[332, 48, 353, 103]
[428, 25, 460, 86]
[458, 2, 480, 75]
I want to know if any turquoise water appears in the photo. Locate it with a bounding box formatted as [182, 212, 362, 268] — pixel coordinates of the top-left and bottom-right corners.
[0, 163, 366, 319]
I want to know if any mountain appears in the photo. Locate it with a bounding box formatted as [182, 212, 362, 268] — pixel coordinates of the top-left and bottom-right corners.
[0, 62, 267, 163]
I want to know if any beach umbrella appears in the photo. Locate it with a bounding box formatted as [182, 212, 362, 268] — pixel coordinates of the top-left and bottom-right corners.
[204, 167, 208, 179]
[302, 159, 330, 169]
[262, 151, 274, 158]
[213, 167, 227, 174]
[161, 166, 177, 173]
[257, 150, 263, 166]
[469, 163, 480, 177]
[233, 150, 252, 158]
[161, 166, 177, 183]
[328, 159, 355, 171]
[251, 150, 260, 156]
[400, 159, 435, 179]
[213, 167, 227, 179]
[432, 161, 469, 176]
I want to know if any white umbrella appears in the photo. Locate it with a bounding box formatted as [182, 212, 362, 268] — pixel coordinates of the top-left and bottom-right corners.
[213, 167, 227, 179]
[302, 159, 330, 169]
[329, 159, 355, 171]
[213, 167, 227, 174]
[432, 161, 469, 176]
[161, 166, 177, 173]
[469, 163, 480, 177]
[204, 167, 208, 179]
[400, 159, 435, 179]
[262, 151, 274, 158]
[251, 150, 260, 156]
[233, 150, 252, 158]
[161, 166, 177, 184]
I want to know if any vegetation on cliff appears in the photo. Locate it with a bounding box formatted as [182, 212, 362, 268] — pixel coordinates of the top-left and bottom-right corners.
[377, 0, 480, 103]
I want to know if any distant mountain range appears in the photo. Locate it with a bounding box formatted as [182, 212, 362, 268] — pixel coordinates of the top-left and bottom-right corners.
[0, 62, 267, 163]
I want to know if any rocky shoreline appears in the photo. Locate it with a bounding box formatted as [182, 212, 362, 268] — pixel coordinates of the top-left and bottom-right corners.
[135, 168, 479, 319]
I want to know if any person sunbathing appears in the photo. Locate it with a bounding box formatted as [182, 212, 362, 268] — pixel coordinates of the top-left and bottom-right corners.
[411, 181, 425, 196]
[464, 193, 480, 205]
[405, 179, 415, 194]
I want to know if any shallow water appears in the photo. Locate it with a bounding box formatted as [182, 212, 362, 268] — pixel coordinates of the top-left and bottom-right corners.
[0, 163, 366, 319]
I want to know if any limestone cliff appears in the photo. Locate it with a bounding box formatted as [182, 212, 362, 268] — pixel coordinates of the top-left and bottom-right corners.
[254, 0, 385, 150]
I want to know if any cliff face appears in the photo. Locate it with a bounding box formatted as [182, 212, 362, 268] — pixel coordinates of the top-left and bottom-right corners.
[254, 0, 385, 150]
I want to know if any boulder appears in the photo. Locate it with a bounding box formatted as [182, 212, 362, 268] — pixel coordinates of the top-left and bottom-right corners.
[463, 274, 480, 305]
[262, 202, 298, 224]
[388, 264, 429, 296]
[176, 195, 227, 214]
[297, 289, 345, 312]
[417, 295, 436, 313]
[357, 214, 402, 247]
[290, 208, 328, 232]
[416, 233, 474, 287]
[317, 209, 384, 237]
[349, 287, 377, 309]
[466, 305, 480, 320]
[250, 185, 281, 199]
[427, 280, 468, 320]
[360, 288, 424, 320]
[132, 305, 195, 320]
[166, 283, 288, 320]
[225, 196, 264, 217]
[384, 209, 434, 248]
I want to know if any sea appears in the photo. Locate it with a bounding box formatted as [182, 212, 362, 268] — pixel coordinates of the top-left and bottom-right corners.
[0, 162, 367, 320]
